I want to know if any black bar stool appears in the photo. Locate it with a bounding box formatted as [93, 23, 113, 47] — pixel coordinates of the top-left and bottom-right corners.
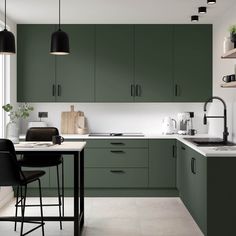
[17, 127, 64, 230]
[0, 139, 45, 236]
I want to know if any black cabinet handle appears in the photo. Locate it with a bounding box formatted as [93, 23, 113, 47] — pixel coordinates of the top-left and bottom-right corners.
[52, 84, 56, 96]
[57, 85, 61, 96]
[191, 158, 196, 174]
[175, 84, 178, 96]
[110, 170, 125, 174]
[110, 142, 125, 146]
[181, 146, 186, 150]
[110, 150, 125, 154]
[131, 84, 135, 97]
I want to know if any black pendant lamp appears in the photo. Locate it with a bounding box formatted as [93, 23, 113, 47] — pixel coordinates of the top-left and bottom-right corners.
[50, 0, 69, 55]
[0, 0, 15, 54]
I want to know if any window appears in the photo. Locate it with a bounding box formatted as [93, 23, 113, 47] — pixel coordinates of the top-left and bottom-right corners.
[0, 23, 10, 138]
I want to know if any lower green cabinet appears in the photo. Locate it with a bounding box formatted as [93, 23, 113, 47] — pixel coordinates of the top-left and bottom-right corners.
[149, 139, 176, 188]
[177, 143, 207, 235]
[85, 168, 148, 188]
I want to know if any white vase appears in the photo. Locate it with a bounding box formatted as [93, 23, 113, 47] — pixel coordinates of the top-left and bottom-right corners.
[223, 37, 234, 54]
[6, 121, 19, 144]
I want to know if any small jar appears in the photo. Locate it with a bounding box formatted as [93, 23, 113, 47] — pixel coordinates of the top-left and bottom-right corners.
[223, 37, 234, 54]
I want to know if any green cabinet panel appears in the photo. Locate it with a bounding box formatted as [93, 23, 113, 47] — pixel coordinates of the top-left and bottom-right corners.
[17, 24, 56, 102]
[149, 139, 176, 188]
[134, 25, 174, 102]
[85, 139, 148, 148]
[85, 168, 148, 188]
[173, 25, 212, 102]
[177, 143, 207, 235]
[85, 148, 148, 168]
[56, 25, 95, 102]
[95, 25, 134, 102]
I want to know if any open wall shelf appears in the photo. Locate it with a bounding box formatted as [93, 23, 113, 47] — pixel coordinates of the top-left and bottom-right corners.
[221, 81, 236, 88]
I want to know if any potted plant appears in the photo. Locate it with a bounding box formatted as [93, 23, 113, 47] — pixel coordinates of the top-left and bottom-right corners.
[229, 25, 236, 48]
[2, 103, 34, 143]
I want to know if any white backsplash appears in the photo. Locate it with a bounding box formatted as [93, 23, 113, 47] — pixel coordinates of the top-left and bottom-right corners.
[20, 103, 208, 135]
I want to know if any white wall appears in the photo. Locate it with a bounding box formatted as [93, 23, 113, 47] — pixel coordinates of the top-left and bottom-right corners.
[21, 103, 208, 135]
[208, 3, 236, 142]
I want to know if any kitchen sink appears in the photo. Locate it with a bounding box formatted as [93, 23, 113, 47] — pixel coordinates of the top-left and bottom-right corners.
[184, 138, 236, 147]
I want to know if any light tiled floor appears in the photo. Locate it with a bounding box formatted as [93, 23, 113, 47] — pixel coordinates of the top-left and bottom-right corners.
[0, 197, 203, 236]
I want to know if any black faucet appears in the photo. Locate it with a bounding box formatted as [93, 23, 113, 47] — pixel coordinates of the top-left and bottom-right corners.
[203, 96, 229, 143]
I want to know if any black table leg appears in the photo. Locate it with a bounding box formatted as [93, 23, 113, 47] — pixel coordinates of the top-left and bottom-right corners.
[74, 151, 79, 236]
[80, 149, 84, 231]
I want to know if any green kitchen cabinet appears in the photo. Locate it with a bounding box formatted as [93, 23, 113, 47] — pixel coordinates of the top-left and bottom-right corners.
[56, 25, 95, 102]
[149, 139, 176, 188]
[173, 25, 212, 102]
[17, 24, 56, 102]
[95, 25, 134, 102]
[177, 143, 207, 235]
[134, 25, 174, 102]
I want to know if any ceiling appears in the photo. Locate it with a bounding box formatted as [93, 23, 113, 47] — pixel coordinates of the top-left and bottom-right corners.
[0, 0, 235, 24]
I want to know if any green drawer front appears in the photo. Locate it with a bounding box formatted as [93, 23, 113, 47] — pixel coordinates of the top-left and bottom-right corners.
[85, 148, 148, 167]
[85, 139, 148, 148]
[85, 168, 148, 188]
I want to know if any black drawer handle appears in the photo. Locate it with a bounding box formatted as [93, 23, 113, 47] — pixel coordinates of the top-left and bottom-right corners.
[131, 84, 135, 97]
[110, 170, 125, 174]
[191, 158, 196, 174]
[172, 145, 176, 158]
[181, 146, 186, 150]
[57, 84, 61, 96]
[110, 142, 125, 145]
[52, 84, 56, 96]
[110, 150, 125, 154]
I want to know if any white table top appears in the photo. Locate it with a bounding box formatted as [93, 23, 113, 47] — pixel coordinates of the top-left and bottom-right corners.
[14, 141, 86, 152]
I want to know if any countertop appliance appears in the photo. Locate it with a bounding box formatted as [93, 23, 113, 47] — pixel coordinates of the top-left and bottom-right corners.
[89, 133, 145, 137]
[177, 112, 190, 135]
[162, 117, 176, 134]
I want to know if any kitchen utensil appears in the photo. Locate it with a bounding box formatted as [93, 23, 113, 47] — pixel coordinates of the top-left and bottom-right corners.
[162, 117, 176, 135]
[189, 129, 197, 136]
[61, 105, 79, 134]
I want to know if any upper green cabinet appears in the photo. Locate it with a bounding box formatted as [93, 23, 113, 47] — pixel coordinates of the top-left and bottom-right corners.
[134, 25, 174, 102]
[95, 25, 134, 102]
[56, 25, 95, 102]
[17, 25, 56, 102]
[173, 25, 212, 102]
[17, 24, 212, 103]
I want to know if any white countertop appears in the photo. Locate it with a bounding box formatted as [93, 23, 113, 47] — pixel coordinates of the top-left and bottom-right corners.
[15, 141, 86, 152]
[19, 134, 236, 157]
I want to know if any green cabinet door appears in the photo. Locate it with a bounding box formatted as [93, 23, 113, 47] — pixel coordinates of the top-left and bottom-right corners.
[149, 139, 176, 188]
[134, 25, 174, 102]
[173, 25, 212, 102]
[17, 24, 56, 102]
[95, 25, 134, 102]
[56, 25, 95, 102]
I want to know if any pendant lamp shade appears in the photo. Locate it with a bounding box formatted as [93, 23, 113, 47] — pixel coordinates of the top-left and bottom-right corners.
[0, 29, 15, 54]
[50, 0, 70, 55]
[0, 0, 16, 54]
[50, 29, 69, 55]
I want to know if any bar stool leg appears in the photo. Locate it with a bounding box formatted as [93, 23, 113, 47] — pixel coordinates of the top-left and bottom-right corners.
[20, 185, 27, 236]
[14, 185, 19, 231]
[56, 165, 62, 230]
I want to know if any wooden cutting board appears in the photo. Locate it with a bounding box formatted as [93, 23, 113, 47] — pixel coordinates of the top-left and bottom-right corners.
[61, 105, 79, 134]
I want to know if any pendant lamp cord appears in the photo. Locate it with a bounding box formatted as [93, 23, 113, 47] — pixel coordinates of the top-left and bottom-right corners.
[4, 0, 6, 29]
[59, 0, 61, 30]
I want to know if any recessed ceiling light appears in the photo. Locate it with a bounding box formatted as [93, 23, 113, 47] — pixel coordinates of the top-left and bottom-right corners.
[191, 15, 199, 22]
[198, 7, 207, 14]
[207, 0, 216, 5]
